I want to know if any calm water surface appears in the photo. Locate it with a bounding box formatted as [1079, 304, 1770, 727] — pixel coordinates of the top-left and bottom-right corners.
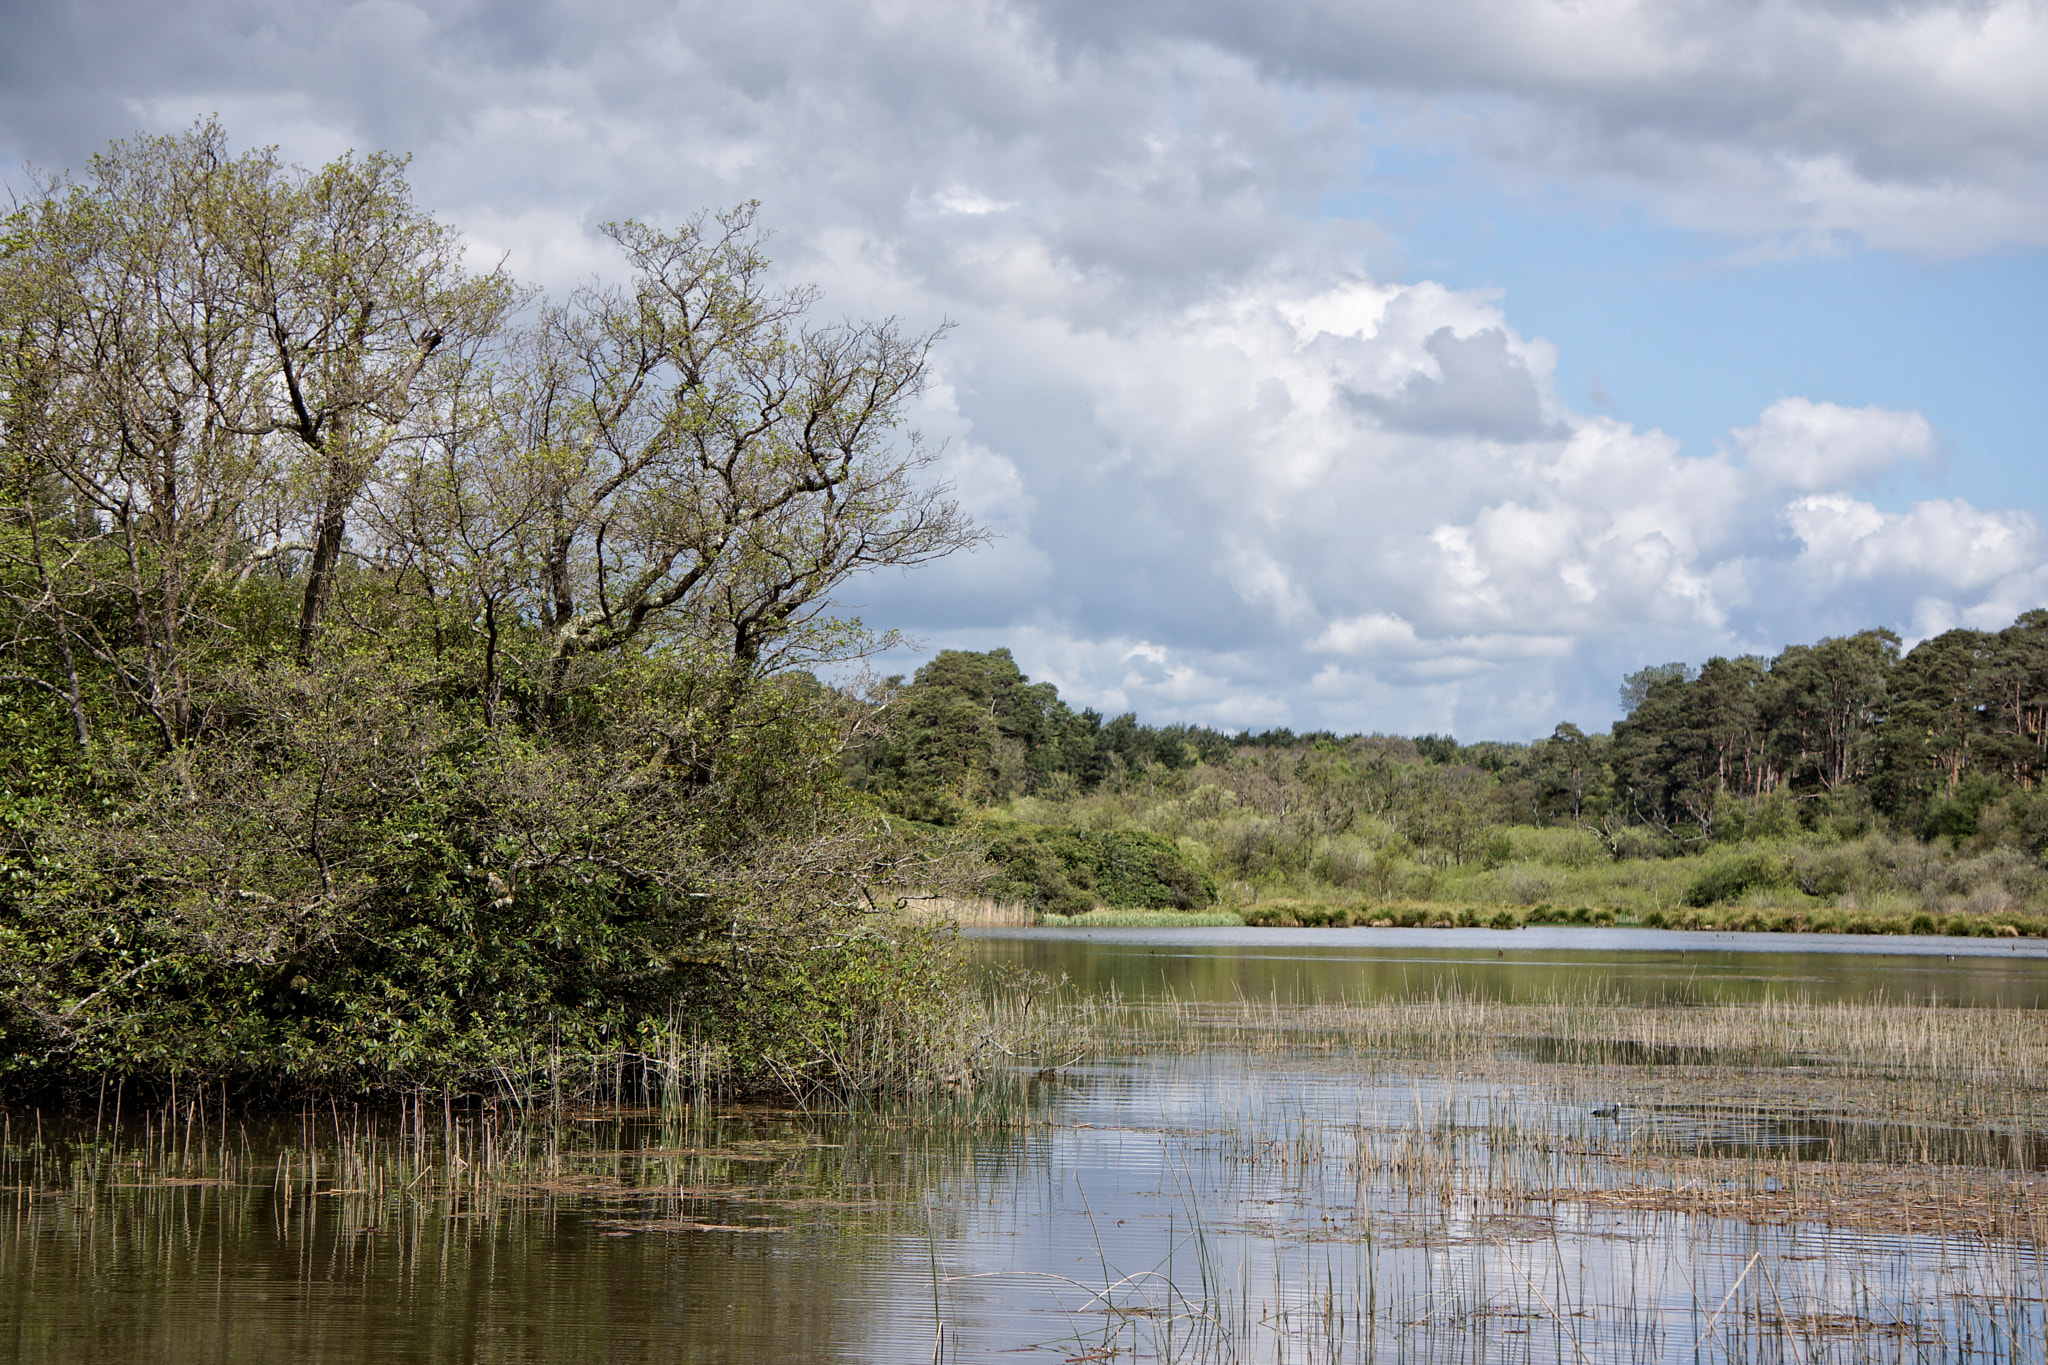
[967, 924, 2048, 1008]
[6, 930, 2047, 1363]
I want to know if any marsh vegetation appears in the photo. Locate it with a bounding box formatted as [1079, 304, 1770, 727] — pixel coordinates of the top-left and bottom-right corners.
[8, 967, 2047, 1361]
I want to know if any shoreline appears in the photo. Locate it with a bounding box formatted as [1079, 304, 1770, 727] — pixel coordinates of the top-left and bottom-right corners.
[1009, 900, 2048, 938]
[965, 920, 2048, 957]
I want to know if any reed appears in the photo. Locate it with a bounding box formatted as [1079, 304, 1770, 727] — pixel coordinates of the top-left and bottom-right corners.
[9, 985, 2047, 1362]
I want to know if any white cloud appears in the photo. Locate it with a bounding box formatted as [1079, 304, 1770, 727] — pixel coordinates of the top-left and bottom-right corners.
[865, 260, 2042, 732]
[6, 0, 2046, 735]
[930, 187, 1018, 216]
[1784, 494, 2039, 592]
[1736, 397, 1937, 493]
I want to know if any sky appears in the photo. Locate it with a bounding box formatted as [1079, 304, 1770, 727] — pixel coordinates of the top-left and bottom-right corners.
[4, 0, 2046, 740]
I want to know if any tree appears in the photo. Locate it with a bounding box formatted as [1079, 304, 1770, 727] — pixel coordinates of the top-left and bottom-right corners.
[1620, 662, 1692, 715]
[1767, 630, 1897, 794]
[1, 120, 512, 752]
[1, 130, 986, 1099]
[1530, 722, 1608, 822]
[1976, 611, 2048, 786]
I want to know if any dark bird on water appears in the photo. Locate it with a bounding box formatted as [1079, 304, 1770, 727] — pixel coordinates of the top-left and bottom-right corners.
[1591, 1105, 1621, 1120]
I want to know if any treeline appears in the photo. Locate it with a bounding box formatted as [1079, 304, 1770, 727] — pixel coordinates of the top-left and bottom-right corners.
[862, 611, 2048, 876]
[851, 648, 1235, 821]
[1611, 615, 2048, 847]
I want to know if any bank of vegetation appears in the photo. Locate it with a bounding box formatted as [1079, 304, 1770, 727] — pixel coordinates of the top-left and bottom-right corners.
[856, 622, 2048, 937]
[0, 124, 993, 1102]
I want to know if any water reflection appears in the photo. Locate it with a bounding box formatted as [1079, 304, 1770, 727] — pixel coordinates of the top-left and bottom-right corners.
[1, 1108, 1023, 1364]
[7, 1040, 2046, 1363]
[967, 925, 2048, 1008]
[10, 931, 2048, 1361]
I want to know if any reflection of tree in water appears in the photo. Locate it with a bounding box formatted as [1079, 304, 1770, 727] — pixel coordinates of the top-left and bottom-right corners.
[1, 1105, 1039, 1364]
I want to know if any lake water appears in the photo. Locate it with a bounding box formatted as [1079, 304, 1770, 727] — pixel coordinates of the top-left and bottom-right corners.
[969, 923, 2048, 1008]
[6, 929, 2047, 1363]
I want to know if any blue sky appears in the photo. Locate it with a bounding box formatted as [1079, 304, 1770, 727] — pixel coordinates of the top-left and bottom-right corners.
[1382, 195, 2048, 517]
[4, 0, 2046, 739]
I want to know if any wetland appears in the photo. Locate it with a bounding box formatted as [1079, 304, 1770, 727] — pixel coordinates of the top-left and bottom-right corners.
[8, 930, 2048, 1362]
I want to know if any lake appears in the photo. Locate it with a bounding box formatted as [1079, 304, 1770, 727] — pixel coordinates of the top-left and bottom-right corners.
[6, 929, 2046, 1363]
[969, 923, 2048, 1008]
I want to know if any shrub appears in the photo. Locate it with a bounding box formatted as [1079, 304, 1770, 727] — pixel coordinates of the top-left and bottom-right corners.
[982, 825, 1217, 913]
[1683, 852, 1785, 907]
[1497, 866, 1557, 905]
[1787, 843, 1862, 898]
[1607, 827, 1670, 861]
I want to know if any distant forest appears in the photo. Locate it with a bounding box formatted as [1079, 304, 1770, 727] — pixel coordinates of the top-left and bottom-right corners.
[855, 611, 2048, 852]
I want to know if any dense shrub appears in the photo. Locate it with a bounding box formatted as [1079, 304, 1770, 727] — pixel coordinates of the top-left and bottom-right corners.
[1683, 851, 1788, 907]
[981, 825, 1217, 914]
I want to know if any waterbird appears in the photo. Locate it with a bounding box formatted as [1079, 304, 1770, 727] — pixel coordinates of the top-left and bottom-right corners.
[1590, 1105, 1621, 1120]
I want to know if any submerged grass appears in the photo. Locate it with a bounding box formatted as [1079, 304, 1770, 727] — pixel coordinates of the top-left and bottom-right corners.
[1033, 987, 2048, 1360]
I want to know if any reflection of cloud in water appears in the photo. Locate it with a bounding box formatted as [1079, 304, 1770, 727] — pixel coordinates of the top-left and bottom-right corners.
[876, 1051, 2048, 1360]
[967, 928, 2048, 1009]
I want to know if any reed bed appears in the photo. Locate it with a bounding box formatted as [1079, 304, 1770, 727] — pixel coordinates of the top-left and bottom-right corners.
[9, 986, 2048, 1362]
[1039, 908, 1247, 927]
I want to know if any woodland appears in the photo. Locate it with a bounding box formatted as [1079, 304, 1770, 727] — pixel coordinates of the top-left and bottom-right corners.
[859, 617, 2048, 933]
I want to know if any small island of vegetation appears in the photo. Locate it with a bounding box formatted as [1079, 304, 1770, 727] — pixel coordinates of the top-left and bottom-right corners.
[0, 123, 987, 1105]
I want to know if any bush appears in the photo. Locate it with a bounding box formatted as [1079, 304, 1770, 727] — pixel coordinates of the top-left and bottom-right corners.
[1496, 866, 1557, 905]
[1787, 842, 1862, 898]
[981, 825, 1217, 914]
[1607, 827, 1671, 861]
[1683, 851, 1785, 907]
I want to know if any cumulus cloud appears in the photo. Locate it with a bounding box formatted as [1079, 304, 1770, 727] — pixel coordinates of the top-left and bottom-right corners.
[1737, 398, 1938, 493]
[1784, 495, 2038, 591]
[865, 264, 2036, 735]
[2, 0, 2044, 735]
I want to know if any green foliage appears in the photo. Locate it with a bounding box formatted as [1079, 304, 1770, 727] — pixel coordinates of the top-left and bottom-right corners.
[980, 824, 1217, 914]
[1682, 851, 1790, 907]
[0, 654, 928, 1096]
[854, 648, 1241, 819]
[0, 125, 985, 1102]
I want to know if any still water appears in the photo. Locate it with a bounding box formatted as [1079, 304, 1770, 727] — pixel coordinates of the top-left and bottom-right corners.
[5, 930, 2047, 1363]
[970, 924, 2048, 1009]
